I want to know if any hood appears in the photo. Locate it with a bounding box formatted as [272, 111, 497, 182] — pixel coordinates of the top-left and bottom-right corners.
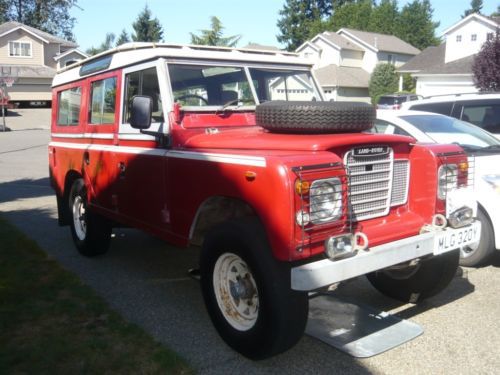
[182, 127, 415, 152]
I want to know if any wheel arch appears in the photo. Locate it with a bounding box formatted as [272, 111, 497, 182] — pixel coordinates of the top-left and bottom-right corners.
[189, 196, 256, 246]
[477, 202, 498, 250]
[57, 170, 83, 226]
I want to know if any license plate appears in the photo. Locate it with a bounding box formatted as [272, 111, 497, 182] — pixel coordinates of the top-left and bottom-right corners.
[434, 222, 481, 255]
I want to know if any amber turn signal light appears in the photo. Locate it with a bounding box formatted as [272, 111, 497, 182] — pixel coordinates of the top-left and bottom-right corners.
[295, 180, 310, 195]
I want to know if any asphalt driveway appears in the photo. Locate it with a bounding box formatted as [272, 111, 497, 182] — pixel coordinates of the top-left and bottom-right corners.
[1, 109, 499, 374]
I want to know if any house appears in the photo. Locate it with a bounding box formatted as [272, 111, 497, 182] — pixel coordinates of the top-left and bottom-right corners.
[0, 21, 88, 106]
[399, 13, 500, 97]
[297, 28, 420, 102]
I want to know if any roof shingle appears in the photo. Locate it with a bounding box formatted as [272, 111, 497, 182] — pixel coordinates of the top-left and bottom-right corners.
[0, 21, 77, 47]
[314, 64, 370, 88]
[339, 28, 420, 55]
[319, 32, 363, 51]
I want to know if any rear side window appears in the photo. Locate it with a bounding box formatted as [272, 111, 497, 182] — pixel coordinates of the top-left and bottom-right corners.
[57, 87, 81, 126]
[90, 77, 117, 124]
[124, 67, 164, 123]
[409, 102, 453, 115]
[462, 104, 500, 132]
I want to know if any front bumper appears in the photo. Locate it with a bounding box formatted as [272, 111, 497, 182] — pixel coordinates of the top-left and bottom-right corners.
[291, 221, 481, 291]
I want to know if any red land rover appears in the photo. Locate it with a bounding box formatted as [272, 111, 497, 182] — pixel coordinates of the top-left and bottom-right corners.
[49, 43, 480, 359]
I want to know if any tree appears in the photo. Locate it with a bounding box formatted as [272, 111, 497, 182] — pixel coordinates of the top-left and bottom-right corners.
[1, 0, 78, 41]
[462, 0, 483, 18]
[369, 63, 399, 104]
[132, 5, 164, 42]
[368, 0, 399, 35]
[491, 5, 500, 17]
[190, 16, 241, 47]
[395, 0, 439, 51]
[116, 29, 130, 46]
[86, 33, 115, 56]
[0, 0, 8, 23]
[328, 0, 373, 32]
[276, 0, 336, 51]
[472, 29, 500, 91]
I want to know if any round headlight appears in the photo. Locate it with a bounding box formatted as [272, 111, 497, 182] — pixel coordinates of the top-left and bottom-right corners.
[438, 164, 458, 200]
[309, 178, 342, 223]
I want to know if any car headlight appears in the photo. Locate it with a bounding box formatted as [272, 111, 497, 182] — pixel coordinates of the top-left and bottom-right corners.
[309, 178, 342, 223]
[483, 174, 500, 193]
[438, 164, 458, 200]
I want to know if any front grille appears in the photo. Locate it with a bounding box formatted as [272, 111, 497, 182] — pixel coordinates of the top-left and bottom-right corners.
[391, 160, 410, 206]
[345, 147, 409, 221]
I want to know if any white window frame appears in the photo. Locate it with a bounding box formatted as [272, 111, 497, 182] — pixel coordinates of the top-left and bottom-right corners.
[8, 40, 32, 58]
[471, 34, 477, 42]
[456, 35, 462, 42]
[119, 59, 169, 138]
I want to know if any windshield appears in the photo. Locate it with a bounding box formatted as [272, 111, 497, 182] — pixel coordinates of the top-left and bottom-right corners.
[168, 64, 320, 109]
[247, 68, 319, 102]
[169, 64, 255, 108]
[401, 114, 500, 149]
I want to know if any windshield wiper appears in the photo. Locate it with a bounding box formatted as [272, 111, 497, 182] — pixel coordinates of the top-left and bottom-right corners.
[479, 144, 500, 152]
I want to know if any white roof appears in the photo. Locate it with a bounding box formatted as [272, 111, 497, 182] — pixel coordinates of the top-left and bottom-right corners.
[441, 13, 499, 36]
[53, 42, 312, 87]
[401, 93, 500, 109]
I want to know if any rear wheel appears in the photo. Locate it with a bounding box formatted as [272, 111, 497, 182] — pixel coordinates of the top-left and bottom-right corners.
[366, 249, 460, 303]
[200, 217, 308, 359]
[69, 178, 111, 257]
[460, 208, 496, 267]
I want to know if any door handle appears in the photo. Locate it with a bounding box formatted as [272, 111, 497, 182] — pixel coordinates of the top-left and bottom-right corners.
[118, 162, 126, 177]
[83, 151, 90, 165]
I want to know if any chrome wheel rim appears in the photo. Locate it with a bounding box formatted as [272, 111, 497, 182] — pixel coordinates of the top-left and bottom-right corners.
[72, 195, 87, 241]
[213, 252, 259, 331]
[461, 242, 479, 258]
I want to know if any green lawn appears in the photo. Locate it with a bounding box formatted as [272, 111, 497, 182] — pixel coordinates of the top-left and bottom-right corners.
[0, 217, 192, 374]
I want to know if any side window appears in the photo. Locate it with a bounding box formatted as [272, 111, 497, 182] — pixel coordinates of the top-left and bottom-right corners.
[57, 87, 81, 126]
[90, 77, 117, 124]
[462, 104, 500, 132]
[393, 126, 412, 137]
[124, 67, 164, 123]
[373, 119, 393, 134]
[410, 102, 453, 115]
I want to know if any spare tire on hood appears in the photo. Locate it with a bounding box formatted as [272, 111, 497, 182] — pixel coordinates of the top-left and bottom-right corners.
[255, 101, 375, 134]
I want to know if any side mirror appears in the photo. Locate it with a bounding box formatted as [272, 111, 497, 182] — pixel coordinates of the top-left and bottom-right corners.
[130, 95, 152, 129]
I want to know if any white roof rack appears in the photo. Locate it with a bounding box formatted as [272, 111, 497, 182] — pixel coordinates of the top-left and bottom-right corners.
[53, 43, 310, 87]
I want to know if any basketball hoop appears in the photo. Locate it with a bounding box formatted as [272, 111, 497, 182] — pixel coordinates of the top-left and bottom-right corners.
[0, 77, 16, 87]
[0, 67, 18, 88]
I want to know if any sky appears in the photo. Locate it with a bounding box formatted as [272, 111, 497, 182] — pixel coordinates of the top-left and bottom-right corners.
[70, 0, 500, 52]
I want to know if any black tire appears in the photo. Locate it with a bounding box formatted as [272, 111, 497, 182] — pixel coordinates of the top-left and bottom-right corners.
[366, 249, 460, 303]
[255, 101, 375, 134]
[68, 178, 111, 257]
[200, 217, 309, 359]
[460, 208, 496, 267]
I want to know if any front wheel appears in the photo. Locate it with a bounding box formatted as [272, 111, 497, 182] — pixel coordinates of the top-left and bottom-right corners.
[366, 249, 460, 303]
[200, 217, 308, 359]
[69, 178, 111, 257]
[460, 208, 496, 267]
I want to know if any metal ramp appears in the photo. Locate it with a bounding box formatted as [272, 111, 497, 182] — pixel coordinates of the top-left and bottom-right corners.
[306, 294, 423, 358]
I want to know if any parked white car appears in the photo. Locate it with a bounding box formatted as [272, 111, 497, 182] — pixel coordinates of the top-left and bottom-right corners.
[400, 92, 500, 139]
[375, 110, 500, 266]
